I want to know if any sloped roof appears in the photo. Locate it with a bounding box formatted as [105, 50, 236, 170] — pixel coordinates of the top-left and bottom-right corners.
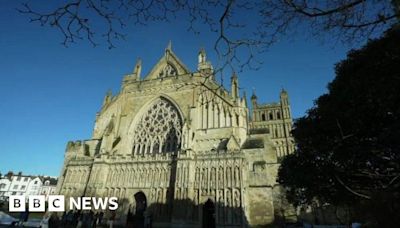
[241, 138, 264, 149]
[39, 176, 58, 185]
[144, 47, 191, 80]
[249, 128, 270, 135]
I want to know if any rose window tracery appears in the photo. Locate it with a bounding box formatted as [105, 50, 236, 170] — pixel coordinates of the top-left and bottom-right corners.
[132, 98, 182, 155]
[158, 63, 177, 78]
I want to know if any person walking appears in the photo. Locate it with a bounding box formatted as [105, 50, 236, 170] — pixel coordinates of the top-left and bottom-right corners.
[107, 210, 116, 228]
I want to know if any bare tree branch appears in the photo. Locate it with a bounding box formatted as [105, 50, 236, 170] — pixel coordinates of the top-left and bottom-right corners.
[334, 174, 371, 199]
[17, 0, 399, 73]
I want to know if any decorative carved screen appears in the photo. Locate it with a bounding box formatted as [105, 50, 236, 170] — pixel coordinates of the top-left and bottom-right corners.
[158, 63, 177, 78]
[132, 98, 182, 155]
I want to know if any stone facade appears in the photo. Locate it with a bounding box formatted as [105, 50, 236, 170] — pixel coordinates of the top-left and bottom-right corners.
[250, 90, 295, 160]
[56, 45, 294, 227]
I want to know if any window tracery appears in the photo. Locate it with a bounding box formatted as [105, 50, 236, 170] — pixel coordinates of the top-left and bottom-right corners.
[133, 98, 182, 155]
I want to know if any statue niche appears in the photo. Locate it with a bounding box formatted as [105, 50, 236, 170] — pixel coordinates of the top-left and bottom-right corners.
[132, 98, 183, 155]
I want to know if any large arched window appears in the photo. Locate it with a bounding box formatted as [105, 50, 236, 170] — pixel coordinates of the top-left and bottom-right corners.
[132, 98, 182, 155]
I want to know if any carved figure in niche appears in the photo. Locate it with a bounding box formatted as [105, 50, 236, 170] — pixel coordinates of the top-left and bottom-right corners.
[211, 189, 216, 202]
[234, 166, 240, 187]
[182, 122, 189, 148]
[159, 63, 177, 78]
[192, 189, 199, 220]
[176, 188, 181, 200]
[184, 189, 191, 219]
[194, 189, 199, 205]
[151, 188, 156, 201]
[201, 168, 207, 189]
[176, 167, 181, 186]
[226, 167, 232, 187]
[159, 169, 163, 186]
[165, 168, 170, 186]
[218, 190, 224, 224]
[156, 189, 163, 216]
[182, 188, 187, 199]
[184, 167, 189, 187]
[195, 167, 200, 188]
[157, 189, 162, 203]
[157, 168, 161, 184]
[233, 190, 241, 224]
[225, 189, 232, 224]
[218, 167, 224, 186]
[210, 167, 216, 189]
[149, 168, 154, 186]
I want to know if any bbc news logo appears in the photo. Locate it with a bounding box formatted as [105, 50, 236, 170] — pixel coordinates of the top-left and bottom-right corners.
[9, 195, 119, 212]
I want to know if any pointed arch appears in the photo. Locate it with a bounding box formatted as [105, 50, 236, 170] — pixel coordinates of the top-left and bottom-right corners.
[128, 96, 183, 155]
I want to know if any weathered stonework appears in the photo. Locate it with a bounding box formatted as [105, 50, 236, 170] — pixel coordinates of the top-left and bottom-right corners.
[56, 45, 295, 227]
[250, 89, 295, 160]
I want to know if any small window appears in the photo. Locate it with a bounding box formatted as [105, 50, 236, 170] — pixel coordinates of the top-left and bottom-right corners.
[12, 192, 17, 195]
[261, 113, 266, 121]
[20, 185, 26, 190]
[16, 177, 21, 181]
[34, 181, 38, 184]
[269, 112, 273, 120]
[13, 185, 18, 189]
[277, 111, 281, 119]
[0, 183, 6, 189]
[24, 177, 28, 182]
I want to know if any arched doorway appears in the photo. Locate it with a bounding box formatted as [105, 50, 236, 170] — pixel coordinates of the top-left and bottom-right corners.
[134, 192, 147, 228]
[202, 199, 216, 228]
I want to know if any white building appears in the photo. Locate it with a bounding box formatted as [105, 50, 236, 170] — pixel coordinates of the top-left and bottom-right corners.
[39, 177, 58, 200]
[0, 172, 57, 201]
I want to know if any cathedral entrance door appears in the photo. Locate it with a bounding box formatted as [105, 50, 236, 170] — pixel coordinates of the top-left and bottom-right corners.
[134, 192, 147, 228]
[202, 199, 216, 228]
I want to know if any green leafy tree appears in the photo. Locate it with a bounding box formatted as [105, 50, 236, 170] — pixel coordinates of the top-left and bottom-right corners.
[278, 26, 400, 226]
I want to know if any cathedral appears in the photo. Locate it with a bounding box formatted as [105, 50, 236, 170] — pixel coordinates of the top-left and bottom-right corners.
[56, 44, 295, 227]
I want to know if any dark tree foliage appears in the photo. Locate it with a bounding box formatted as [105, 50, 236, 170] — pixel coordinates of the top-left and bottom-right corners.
[278, 27, 400, 226]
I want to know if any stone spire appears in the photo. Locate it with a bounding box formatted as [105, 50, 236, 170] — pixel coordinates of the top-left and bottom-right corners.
[165, 40, 172, 62]
[242, 90, 248, 107]
[231, 71, 239, 100]
[102, 90, 112, 107]
[198, 47, 206, 64]
[280, 87, 289, 106]
[197, 47, 213, 75]
[133, 58, 142, 80]
[251, 88, 257, 108]
[166, 40, 172, 52]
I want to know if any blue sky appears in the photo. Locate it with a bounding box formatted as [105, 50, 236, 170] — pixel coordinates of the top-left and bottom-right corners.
[0, 1, 352, 176]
